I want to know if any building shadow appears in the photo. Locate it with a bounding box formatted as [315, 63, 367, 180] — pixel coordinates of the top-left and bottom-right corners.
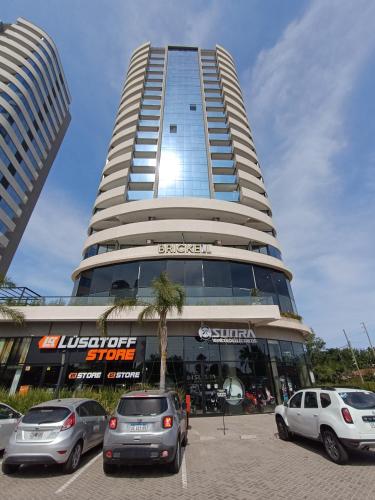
[278, 432, 375, 466]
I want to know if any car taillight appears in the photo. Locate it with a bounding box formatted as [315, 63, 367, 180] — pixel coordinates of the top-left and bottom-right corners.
[109, 417, 117, 430]
[163, 416, 173, 429]
[61, 412, 76, 431]
[341, 407, 353, 424]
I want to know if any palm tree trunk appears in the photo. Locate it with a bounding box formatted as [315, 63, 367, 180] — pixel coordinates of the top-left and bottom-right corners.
[159, 312, 168, 392]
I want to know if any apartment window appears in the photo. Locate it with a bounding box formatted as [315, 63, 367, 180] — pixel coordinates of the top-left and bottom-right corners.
[190, 104, 196, 111]
[170, 124, 177, 133]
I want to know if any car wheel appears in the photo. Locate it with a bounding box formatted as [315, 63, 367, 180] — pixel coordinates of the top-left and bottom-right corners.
[276, 417, 291, 441]
[63, 441, 82, 474]
[168, 438, 182, 474]
[103, 462, 117, 475]
[2, 463, 20, 475]
[322, 429, 349, 464]
[181, 431, 188, 447]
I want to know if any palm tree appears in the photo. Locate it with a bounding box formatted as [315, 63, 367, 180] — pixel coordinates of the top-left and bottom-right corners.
[98, 272, 185, 391]
[0, 276, 25, 325]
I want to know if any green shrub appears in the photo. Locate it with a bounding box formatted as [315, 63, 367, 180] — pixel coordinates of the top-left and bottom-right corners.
[280, 311, 303, 321]
[0, 385, 155, 415]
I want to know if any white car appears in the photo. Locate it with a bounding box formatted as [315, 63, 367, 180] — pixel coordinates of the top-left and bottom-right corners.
[0, 403, 22, 451]
[275, 387, 375, 464]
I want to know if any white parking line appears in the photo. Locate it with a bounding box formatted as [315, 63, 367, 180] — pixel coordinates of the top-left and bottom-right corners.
[181, 452, 187, 489]
[55, 452, 101, 494]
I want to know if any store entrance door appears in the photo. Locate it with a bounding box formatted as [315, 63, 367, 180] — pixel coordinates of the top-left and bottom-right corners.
[185, 362, 221, 415]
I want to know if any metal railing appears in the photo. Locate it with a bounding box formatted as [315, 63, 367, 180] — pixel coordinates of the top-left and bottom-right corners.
[0, 295, 275, 307]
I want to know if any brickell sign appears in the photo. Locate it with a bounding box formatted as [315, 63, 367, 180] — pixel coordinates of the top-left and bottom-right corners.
[38, 336, 137, 361]
[158, 243, 211, 255]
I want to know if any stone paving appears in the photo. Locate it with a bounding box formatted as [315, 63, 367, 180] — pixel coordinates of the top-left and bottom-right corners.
[1, 413, 375, 499]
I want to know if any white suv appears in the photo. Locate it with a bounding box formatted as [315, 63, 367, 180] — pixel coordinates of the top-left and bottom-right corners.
[275, 387, 375, 464]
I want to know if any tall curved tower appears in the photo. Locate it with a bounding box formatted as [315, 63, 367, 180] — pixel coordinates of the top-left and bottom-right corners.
[0, 18, 71, 274]
[73, 43, 294, 309]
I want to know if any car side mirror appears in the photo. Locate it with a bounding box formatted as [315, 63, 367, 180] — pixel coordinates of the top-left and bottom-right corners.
[283, 401, 288, 407]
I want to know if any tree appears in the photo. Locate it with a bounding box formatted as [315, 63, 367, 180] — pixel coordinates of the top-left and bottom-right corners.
[0, 276, 24, 325]
[305, 330, 326, 363]
[98, 272, 185, 391]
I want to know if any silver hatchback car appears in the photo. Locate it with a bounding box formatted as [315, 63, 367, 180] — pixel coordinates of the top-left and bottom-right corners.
[103, 390, 188, 474]
[2, 398, 107, 475]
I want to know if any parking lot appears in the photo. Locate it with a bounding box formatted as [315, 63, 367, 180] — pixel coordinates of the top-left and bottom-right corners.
[1, 413, 375, 500]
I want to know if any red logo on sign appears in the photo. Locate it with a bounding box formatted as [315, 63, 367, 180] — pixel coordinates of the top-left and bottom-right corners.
[38, 336, 61, 349]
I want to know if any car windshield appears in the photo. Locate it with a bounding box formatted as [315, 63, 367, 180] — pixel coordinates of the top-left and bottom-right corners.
[339, 391, 375, 410]
[118, 397, 168, 416]
[22, 406, 70, 424]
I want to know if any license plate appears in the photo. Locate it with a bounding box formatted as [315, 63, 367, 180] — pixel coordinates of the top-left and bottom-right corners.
[369, 423, 375, 429]
[129, 424, 149, 432]
[27, 431, 44, 440]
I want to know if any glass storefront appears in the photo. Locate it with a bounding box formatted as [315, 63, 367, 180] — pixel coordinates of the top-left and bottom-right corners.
[0, 335, 312, 415]
[74, 259, 297, 314]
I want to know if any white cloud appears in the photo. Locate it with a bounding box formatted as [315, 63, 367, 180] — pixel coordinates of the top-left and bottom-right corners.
[242, 0, 375, 345]
[9, 188, 87, 296]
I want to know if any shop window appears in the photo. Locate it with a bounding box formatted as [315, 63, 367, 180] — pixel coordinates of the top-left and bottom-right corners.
[166, 260, 184, 285]
[0, 338, 14, 364]
[139, 260, 167, 287]
[7, 338, 31, 365]
[43, 366, 61, 388]
[292, 342, 305, 361]
[167, 360, 184, 386]
[278, 295, 293, 313]
[220, 344, 252, 363]
[91, 266, 113, 294]
[184, 260, 203, 287]
[271, 271, 289, 296]
[253, 265, 275, 294]
[75, 269, 93, 296]
[203, 260, 231, 288]
[19, 365, 44, 388]
[168, 337, 183, 361]
[110, 262, 139, 293]
[252, 339, 269, 358]
[145, 337, 160, 361]
[231, 262, 254, 290]
[184, 337, 220, 362]
[268, 340, 282, 361]
[279, 341, 294, 363]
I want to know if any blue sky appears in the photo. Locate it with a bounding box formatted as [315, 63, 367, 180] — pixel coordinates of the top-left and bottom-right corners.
[2, 0, 375, 348]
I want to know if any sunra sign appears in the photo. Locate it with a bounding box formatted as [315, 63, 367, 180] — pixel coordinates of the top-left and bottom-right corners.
[198, 326, 257, 344]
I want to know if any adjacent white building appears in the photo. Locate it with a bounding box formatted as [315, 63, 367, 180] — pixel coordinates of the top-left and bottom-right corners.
[0, 18, 71, 274]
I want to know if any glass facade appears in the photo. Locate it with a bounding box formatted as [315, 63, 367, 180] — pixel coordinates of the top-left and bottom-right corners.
[0, 335, 312, 414]
[74, 258, 297, 313]
[158, 48, 210, 198]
